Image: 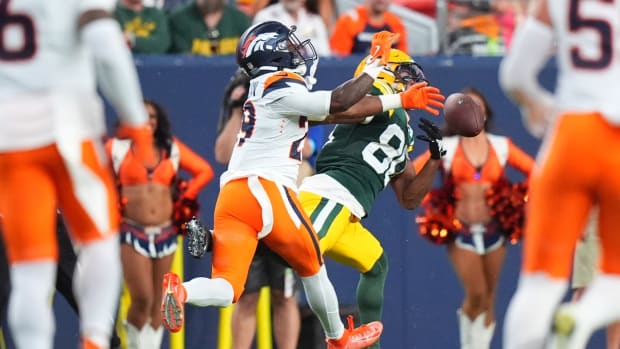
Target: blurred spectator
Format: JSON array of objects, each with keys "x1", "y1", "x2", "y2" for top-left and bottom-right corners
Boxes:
[
  {"x1": 446, "y1": 0, "x2": 504, "y2": 55},
  {"x1": 391, "y1": 0, "x2": 436, "y2": 18},
  {"x1": 253, "y1": 0, "x2": 331, "y2": 56},
  {"x1": 317, "y1": 0, "x2": 336, "y2": 34},
  {"x1": 329, "y1": 0, "x2": 407, "y2": 56},
  {"x1": 115, "y1": 0, "x2": 171, "y2": 54},
  {"x1": 493, "y1": 0, "x2": 526, "y2": 48},
  {"x1": 143, "y1": 0, "x2": 193, "y2": 11},
  {"x1": 169, "y1": 0, "x2": 251, "y2": 55},
  {"x1": 143, "y1": 0, "x2": 166, "y2": 7}
]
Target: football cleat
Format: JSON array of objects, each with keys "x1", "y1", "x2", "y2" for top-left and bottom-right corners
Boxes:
[
  {"x1": 185, "y1": 216, "x2": 211, "y2": 259},
  {"x1": 161, "y1": 272, "x2": 187, "y2": 333},
  {"x1": 549, "y1": 303, "x2": 589, "y2": 349},
  {"x1": 326, "y1": 315, "x2": 383, "y2": 349}
]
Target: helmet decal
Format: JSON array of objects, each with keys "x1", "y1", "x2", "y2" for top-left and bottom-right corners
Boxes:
[
  {"x1": 242, "y1": 32, "x2": 279, "y2": 58},
  {"x1": 236, "y1": 21, "x2": 318, "y2": 78}
]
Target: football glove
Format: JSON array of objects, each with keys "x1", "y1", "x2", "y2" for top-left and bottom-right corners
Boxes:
[
  {"x1": 400, "y1": 82, "x2": 445, "y2": 115},
  {"x1": 116, "y1": 124, "x2": 157, "y2": 166},
  {"x1": 368, "y1": 31, "x2": 400, "y2": 65},
  {"x1": 416, "y1": 117, "x2": 446, "y2": 159},
  {"x1": 185, "y1": 216, "x2": 212, "y2": 259}
]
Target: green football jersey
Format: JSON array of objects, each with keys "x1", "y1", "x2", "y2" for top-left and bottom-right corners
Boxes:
[{"x1": 315, "y1": 83, "x2": 414, "y2": 216}]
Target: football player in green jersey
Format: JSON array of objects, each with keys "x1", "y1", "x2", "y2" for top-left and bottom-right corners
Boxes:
[{"x1": 298, "y1": 49, "x2": 445, "y2": 349}]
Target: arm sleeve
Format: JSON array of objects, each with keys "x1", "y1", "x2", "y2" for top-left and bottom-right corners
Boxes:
[
  {"x1": 499, "y1": 17, "x2": 554, "y2": 97},
  {"x1": 176, "y1": 139, "x2": 215, "y2": 199},
  {"x1": 269, "y1": 90, "x2": 332, "y2": 121},
  {"x1": 507, "y1": 140, "x2": 535, "y2": 176},
  {"x1": 80, "y1": 18, "x2": 148, "y2": 127}
]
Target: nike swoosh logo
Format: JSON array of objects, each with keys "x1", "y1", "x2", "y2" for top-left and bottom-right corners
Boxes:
[{"x1": 371, "y1": 45, "x2": 381, "y2": 57}]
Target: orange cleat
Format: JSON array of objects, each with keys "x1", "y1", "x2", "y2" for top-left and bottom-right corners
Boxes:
[
  {"x1": 161, "y1": 272, "x2": 187, "y2": 333},
  {"x1": 326, "y1": 315, "x2": 384, "y2": 349}
]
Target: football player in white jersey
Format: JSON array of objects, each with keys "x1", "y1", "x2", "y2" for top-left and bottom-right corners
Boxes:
[
  {"x1": 160, "y1": 23, "x2": 445, "y2": 349},
  {"x1": 0, "y1": 0, "x2": 155, "y2": 348},
  {"x1": 500, "y1": 0, "x2": 620, "y2": 348}
]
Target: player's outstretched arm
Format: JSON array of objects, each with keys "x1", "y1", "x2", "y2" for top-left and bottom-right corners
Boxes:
[
  {"x1": 327, "y1": 31, "x2": 399, "y2": 114},
  {"x1": 321, "y1": 81, "x2": 445, "y2": 124},
  {"x1": 390, "y1": 118, "x2": 444, "y2": 209},
  {"x1": 499, "y1": 0, "x2": 554, "y2": 138},
  {"x1": 78, "y1": 6, "x2": 155, "y2": 164}
]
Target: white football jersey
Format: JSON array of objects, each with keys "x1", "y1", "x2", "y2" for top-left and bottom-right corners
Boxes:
[
  {"x1": 549, "y1": 0, "x2": 620, "y2": 124},
  {"x1": 221, "y1": 71, "x2": 330, "y2": 190},
  {"x1": 0, "y1": 0, "x2": 115, "y2": 151}
]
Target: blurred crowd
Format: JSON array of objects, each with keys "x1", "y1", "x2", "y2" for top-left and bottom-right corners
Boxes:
[{"x1": 115, "y1": 0, "x2": 529, "y2": 56}]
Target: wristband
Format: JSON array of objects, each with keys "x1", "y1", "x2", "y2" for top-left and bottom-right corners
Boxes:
[{"x1": 378, "y1": 94, "x2": 402, "y2": 112}]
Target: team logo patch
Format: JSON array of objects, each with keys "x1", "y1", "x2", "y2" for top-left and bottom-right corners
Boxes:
[{"x1": 242, "y1": 32, "x2": 278, "y2": 58}]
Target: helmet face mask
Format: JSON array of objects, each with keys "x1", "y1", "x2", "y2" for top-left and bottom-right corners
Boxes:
[
  {"x1": 236, "y1": 21, "x2": 317, "y2": 78},
  {"x1": 393, "y1": 61, "x2": 427, "y2": 90},
  {"x1": 353, "y1": 49, "x2": 427, "y2": 93}
]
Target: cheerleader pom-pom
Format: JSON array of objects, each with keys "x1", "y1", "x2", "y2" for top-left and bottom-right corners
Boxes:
[{"x1": 486, "y1": 179, "x2": 529, "y2": 244}]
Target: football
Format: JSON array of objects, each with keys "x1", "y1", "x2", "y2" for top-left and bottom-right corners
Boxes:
[{"x1": 443, "y1": 93, "x2": 485, "y2": 137}]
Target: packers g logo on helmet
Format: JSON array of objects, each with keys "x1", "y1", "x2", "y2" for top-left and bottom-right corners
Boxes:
[{"x1": 354, "y1": 49, "x2": 427, "y2": 93}]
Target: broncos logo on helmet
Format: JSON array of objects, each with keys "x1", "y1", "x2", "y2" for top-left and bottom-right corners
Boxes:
[{"x1": 236, "y1": 21, "x2": 318, "y2": 79}]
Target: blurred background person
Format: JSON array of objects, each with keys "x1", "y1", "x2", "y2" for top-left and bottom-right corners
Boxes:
[
  {"x1": 253, "y1": 0, "x2": 331, "y2": 57},
  {"x1": 106, "y1": 99, "x2": 214, "y2": 349},
  {"x1": 169, "y1": 0, "x2": 251, "y2": 55},
  {"x1": 492, "y1": 0, "x2": 527, "y2": 49},
  {"x1": 214, "y1": 69, "x2": 308, "y2": 349},
  {"x1": 114, "y1": 0, "x2": 171, "y2": 54},
  {"x1": 414, "y1": 87, "x2": 534, "y2": 349},
  {"x1": 445, "y1": 0, "x2": 503, "y2": 56},
  {"x1": 329, "y1": 0, "x2": 407, "y2": 56}
]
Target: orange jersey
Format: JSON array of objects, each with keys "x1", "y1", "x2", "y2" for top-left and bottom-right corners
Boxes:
[
  {"x1": 329, "y1": 6, "x2": 407, "y2": 56},
  {"x1": 106, "y1": 137, "x2": 214, "y2": 199},
  {"x1": 413, "y1": 135, "x2": 534, "y2": 185}
]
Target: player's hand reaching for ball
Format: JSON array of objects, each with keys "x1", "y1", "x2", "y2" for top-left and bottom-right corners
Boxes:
[
  {"x1": 416, "y1": 118, "x2": 446, "y2": 159},
  {"x1": 400, "y1": 82, "x2": 445, "y2": 115},
  {"x1": 368, "y1": 31, "x2": 400, "y2": 65}
]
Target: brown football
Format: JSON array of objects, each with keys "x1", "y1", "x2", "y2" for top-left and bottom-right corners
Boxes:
[{"x1": 443, "y1": 93, "x2": 484, "y2": 137}]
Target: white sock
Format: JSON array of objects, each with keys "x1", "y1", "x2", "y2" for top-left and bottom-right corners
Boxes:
[
  {"x1": 148, "y1": 325, "x2": 164, "y2": 348},
  {"x1": 503, "y1": 272, "x2": 568, "y2": 349},
  {"x1": 74, "y1": 236, "x2": 122, "y2": 347},
  {"x1": 471, "y1": 312, "x2": 495, "y2": 349},
  {"x1": 125, "y1": 322, "x2": 149, "y2": 349},
  {"x1": 184, "y1": 277, "x2": 233, "y2": 307},
  {"x1": 457, "y1": 308, "x2": 472, "y2": 349},
  {"x1": 566, "y1": 273, "x2": 620, "y2": 346},
  {"x1": 300, "y1": 265, "x2": 345, "y2": 339},
  {"x1": 8, "y1": 261, "x2": 56, "y2": 349}
]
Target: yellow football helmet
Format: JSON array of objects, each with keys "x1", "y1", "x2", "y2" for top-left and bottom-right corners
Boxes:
[{"x1": 354, "y1": 49, "x2": 427, "y2": 93}]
